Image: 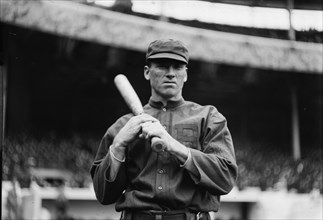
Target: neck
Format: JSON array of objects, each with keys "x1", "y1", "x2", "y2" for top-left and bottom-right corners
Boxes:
[{"x1": 150, "y1": 95, "x2": 183, "y2": 106}]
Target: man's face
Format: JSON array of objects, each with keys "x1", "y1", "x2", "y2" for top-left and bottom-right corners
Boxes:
[{"x1": 144, "y1": 59, "x2": 187, "y2": 101}]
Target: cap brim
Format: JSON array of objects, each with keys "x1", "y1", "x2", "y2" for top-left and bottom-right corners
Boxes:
[{"x1": 147, "y1": 53, "x2": 187, "y2": 64}]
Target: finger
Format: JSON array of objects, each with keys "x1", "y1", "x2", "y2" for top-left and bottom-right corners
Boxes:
[
  {"x1": 139, "y1": 129, "x2": 150, "y2": 140},
  {"x1": 141, "y1": 121, "x2": 153, "y2": 128},
  {"x1": 127, "y1": 116, "x2": 152, "y2": 130},
  {"x1": 137, "y1": 114, "x2": 158, "y2": 123}
]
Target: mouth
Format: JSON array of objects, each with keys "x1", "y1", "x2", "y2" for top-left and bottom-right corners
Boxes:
[{"x1": 163, "y1": 81, "x2": 177, "y2": 85}]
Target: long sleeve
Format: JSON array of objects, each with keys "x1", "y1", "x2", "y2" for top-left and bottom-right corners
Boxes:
[
  {"x1": 90, "y1": 118, "x2": 130, "y2": 205},
  {"x1": 182, "y1": 109, "x2": 238, "y2": 195}
]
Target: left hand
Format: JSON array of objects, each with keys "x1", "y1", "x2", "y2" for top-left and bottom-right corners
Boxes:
[
  {"x1": 140, "y1": 120, "x2": 173, "y2": 151},
  {"x1": 140, "y1": 120, "x2": 189, "y2": 162}
]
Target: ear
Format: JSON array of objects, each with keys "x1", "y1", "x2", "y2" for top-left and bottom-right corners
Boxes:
[
  {"x1": 183, "y1": 67, "x2": 188, "y2": 82},
  {"x1": 144, "y1": 66, "x2": 150, "y2": 80}
]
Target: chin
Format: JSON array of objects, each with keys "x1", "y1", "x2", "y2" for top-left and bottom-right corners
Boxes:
[
  {"x1": 156, "y1": 88, "x2": 180, "y2": 99},
  {"x1": 161, "y1": 92, "x2": 178, "y2": 100}
]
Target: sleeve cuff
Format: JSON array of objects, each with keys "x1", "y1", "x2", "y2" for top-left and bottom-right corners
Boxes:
[
  {"x1": 109, "y1": 147, "x2": 125, "y2": 163},
  {"x1": 180, "y1": 148, "x2": 192, "y2": 168}
]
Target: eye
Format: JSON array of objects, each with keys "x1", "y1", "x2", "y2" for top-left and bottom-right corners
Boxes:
[
  {"x1": 156, "y1": 64, "x2": 168, "y2": 69},
  {"x1": 174, "y1": 65, "x2": 185, "y2": 70}
]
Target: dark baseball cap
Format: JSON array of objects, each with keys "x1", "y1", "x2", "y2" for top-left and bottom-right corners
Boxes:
[{"x1": 146, "y1": 39, "x2": 189, "y2": 64}]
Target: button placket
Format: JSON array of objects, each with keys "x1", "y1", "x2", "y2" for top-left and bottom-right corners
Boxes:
[
  {"x1": 156, "y1": 154, "x2": 166, "y2": 195},
  {"x1": 155, "y1": 106, "x2": 169, "y2": 195},
  {"x1": 161, "y1": 106, "x2": 168, "y2": 131}
]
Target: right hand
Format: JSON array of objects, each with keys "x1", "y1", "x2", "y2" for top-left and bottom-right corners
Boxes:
[{"x1": 112, "y1": 113, "x2": 158, "y2": 150}]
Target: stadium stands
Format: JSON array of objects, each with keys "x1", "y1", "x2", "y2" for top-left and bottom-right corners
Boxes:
[{"x1": 3, "y1": 133, "x2": 322, "y2": 194}]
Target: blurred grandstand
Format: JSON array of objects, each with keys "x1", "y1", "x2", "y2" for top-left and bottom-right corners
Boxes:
[
  {"x1": 2, "y1": 132, "x2": 322, "y2": 194},
  {"x1": 1, "y1": 0, "x2": 322, "y2": 219}
]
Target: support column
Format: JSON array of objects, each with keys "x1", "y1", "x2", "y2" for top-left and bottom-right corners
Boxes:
[
  {"x1": 287, "y1": 0, "x2": 301, "y2": 160},
  {"x1": 291, "y1": 84, "x2": 301, "y2": 160},
  {"x1": 0, "y1": 65, "x2": 7, "y2": 150},
  {"x1": 287, "y1": 0, "x2": 296, "y2": 41}
]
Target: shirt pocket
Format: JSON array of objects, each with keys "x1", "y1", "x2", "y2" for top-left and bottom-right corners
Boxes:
[{"x1": 174, "y1": 124, "x2": 200, "y2": 150}]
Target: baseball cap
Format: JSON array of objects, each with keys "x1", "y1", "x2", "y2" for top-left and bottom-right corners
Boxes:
[{"x1": 146, "y1": 39, "x2": 189, "y2": 64}]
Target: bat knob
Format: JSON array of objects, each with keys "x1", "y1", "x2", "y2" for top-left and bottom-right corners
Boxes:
[{"x1": 151, "y1": 137, "x2": 166, "y2": 153}]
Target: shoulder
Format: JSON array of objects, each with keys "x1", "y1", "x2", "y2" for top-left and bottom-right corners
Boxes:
[
  {"x1": 105, "y1": 113, "x2": 133, "y2": 137},
  {"x1": 183, "y1": 101, "x2": 226, "y2": 122}
]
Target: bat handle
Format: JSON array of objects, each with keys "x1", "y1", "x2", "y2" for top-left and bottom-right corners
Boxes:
[{"x1": 151, "y1": 137, "x2": 166, "y2": 153}]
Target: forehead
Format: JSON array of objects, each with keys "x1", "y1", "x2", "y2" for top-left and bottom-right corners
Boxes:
[{"x1": 149, "y1": 58, "x2": 187, "y2": 66}]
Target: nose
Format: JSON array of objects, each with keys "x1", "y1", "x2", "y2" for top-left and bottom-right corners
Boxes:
[{"x1": 166, "y1": 66, "x2": 176, "y2": 78}]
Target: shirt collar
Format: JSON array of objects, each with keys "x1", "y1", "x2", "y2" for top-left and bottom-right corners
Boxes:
[{"x1": 148, "y1": 97, "x2": 185, "y2": 109}]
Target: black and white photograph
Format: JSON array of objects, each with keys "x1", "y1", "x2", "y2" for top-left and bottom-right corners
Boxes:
[{"x1": 1, "y1": 0, "x2": 322, "y2": 219}]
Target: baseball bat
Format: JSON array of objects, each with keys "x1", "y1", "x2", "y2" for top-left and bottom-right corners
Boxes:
[{"x1": 114, "y1": 74, "x2": 166, "y2": 152}]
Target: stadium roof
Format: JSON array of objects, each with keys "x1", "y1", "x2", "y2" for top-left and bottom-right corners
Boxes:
[
  {"x1": 203, "y1": 0, "x2": 323, "y2": 10},
  {"x1": 1, "y1": 0, "x2": 322, "y2": 73}
]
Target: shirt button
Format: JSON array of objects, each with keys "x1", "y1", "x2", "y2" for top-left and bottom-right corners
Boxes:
[
  {"x1": 158, "y1": 186, "x2": 163, "y2": 190},
  {"x1": 158, "y1": 169, "x2": 164, "y2": 174},
  {"x1": 162, "y1": 108, "x2": 166, "y2": 112}
]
